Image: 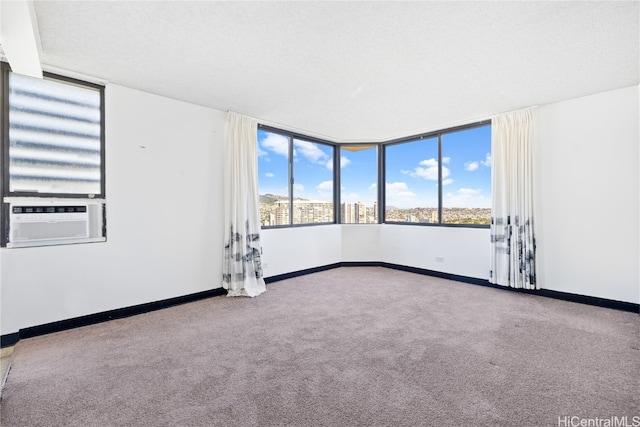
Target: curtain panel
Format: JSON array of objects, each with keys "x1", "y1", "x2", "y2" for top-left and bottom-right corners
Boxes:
[
  {"x1": 222, "y1": 112, "x2": 266, "y2": 297},
  {"x1": 490, "y1": 109, "x2": 537, "y2": 289}
]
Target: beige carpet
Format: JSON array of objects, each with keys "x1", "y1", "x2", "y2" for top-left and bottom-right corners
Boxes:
[{"x1": 1, "y1": 267, "x2": 638, "y2": 426}]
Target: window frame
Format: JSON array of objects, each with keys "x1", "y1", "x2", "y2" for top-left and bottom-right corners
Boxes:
[
  {"x1": 381, "y1": 120, "x2": 492, "y2": 228},
  {"x1": 258, "y1": 120, "x2": 490, "y2": 229},
  {"x1": 258, "y1": 124, "x2": 338, "y2": 228},
  {"x1": 1, "y1": 62, "x2": 106, "y2": 200}
]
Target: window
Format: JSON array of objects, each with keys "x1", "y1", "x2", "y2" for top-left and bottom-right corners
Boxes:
[
  {"x1": 257, "y1": 127, "x2": 335, "y2": 226},
  {"x1": 339, "y1": 145, "x2": 378, "y2": 224},
  {"x1": 257, "y1": 129, "x2": 289, "y2": 226},
  {"x1": 385, "y1": 137, "x2": 439, "y2": 223},
  {"x1": 383, "y1": 122, "x2": 491, "y2": 226},
  {"x1": 4, "y1": 67, "x2": 104, "y2": 197},
  {"x1": 441, "y1": 125, "x2": 491, "y2": 224},
  {"x1": 2, "y1": 63, "x2": 106, "y2": 247},
  {"x1": 258, "y1": 122, "x2": 490, "y2": 229}
]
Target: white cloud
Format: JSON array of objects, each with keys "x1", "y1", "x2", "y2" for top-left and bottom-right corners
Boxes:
[
  {"x1": 258, "y1": 147, "x2": 268, "y2": 158},
  {"x1": 261, "y1": 133, "x2": 289, "y2": 157},
  {"x1": 294, "y1": 140, "x2": 327, "y2": 163},
  {"x1": 386, "y1": 182, "x2": 416, "y2": 198},
  {"x1": 464, "y1": 161, "x2": 479, "y2": 172},
  {"x1": 482, "y1": 153, "x2": 491, "y2": 167},
  {"x1": 294, "y1": 183, "x2": 304, "y2": 192},
  {"x1": 443, "y1": 178, "x2": 454, "y2": 186},
  {"x1": 404, "y1": 158, "x2": 450, "y2": 181},
  {"x1": 368, "y1": 183, "x2": 377, "y2": 191},
  {"x1": 264, "y1": 172, "x2": 274, "y2": 178},
  {"x1": 420, "y1": 158, "x2": 438, "y2": 168},
  {"x1": 342, "y1": 192, "x2": 360, "y2": 202},
  {"x1": 458, "y1": 188, "x2": 481, "y2": 196},
  {"x1": 325, "y1": 155, "x2": 351, "y2": 171},
  {"x1": 316, "y1": 180, "x2": 333, "y2": 192},
  {"x1": 443, "y1": 187, "x2": 489, "y2": 208}
]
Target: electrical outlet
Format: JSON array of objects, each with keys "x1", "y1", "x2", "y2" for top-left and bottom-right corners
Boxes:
[{"x1": 435, "y1": 257, "x2": 445, "y2": 263}]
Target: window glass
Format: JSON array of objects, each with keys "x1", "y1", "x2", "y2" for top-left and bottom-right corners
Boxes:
[
  {"x1": 340, "y1": 145, "x2": 377, "y2": 224},
  {"x1": 257, "y1": 129, "x2": 290, "y2": 226},
  {"x1": 258, "y1": 130, "x2": 335, "y2": 226},
  {"x1": 8, "y1": 72, "x2": 102, "y2": 195},
  {"x1": 384, "y1": 137, "x2": 439, "y2": 223},
  {"x1": 292, "y1": 139, "x2": 334, "y2": 224},
  {"x1": 441, "y1": 126, "x2": 491, "y2": 224}
]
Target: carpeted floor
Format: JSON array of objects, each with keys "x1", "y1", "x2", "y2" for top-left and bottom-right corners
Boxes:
[{"x1": 1, "y1": 267, "x2": 638, "y2": 426}]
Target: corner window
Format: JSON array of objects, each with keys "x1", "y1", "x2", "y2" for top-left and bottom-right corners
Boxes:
[{"x1": 257, "y1": 122, "x2": 490, "y2": 229}]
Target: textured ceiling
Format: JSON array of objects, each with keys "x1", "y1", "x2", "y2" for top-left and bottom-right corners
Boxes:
[{"x1": 33, "y1": 1, "x2": 639, "y2": 142}]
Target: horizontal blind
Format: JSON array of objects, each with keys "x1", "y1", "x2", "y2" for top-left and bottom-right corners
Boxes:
[{"x1": 8, "y1": 72, "x2": 102, "y2": 195}]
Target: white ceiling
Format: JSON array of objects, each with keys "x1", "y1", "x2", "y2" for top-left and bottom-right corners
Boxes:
[{"x1": 32, "y1": 1, "x2": 639, "y2": 142}]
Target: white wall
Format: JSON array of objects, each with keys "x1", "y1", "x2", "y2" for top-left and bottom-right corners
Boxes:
[
  {"x1": 534, "y1": 85, "x2": 639, "y2": 304},
  {"x1": 261, "y1": 225, "x2": 341, "y2": 277},
  {"x1": 0, "y1": 84, "x2": 226, "y2": 335},
  {"x1": 342, "y1": 225, "x2": 381, "y2": 262},
  {"x1": 262, "y1": 224, "x2": 489, "y2": 281},
  {"x1": 380, "y1": 225, "x2": 491, "y2": 279}
]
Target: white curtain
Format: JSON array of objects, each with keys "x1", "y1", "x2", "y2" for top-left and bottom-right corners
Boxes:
[
  {"x1": 490, "y1": 109, "x2": 537, "y2": 289},
  {"x1": 222, "y1": 112, "x2": 266, "y2": 297}
]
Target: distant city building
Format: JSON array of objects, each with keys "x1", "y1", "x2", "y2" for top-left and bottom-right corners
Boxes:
[
  {"x1": 341, "y1": 202, "x2": 353, "y2": 223},
  {"x1": 269, "y1": 200, "x2": 333, "y2": 226},
  {"x1": 373, "y1": 201, "x2": 378, "y2": 223},
  {"x1": 275, "y1": 201, "x2": 289, "y2": 225},
  {"x1": 260, "y1": 197, "x2": 489, "y2": 226},
  {"x1": 356, "y1": 202, "x2": 366, "y2": 223},
  {"x1": 341, "y1": 202, "x2": 372, "y2": 224}
]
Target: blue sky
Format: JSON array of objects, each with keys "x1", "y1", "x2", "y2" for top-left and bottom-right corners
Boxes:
[
  {"x1": 257, "y1": 130, "x2": 334, "y2": 202},
  {"x1": 258, "y1": 125, "x2": 491, "y2": 208},
  {"x1": 385, "y1": 126, "x2": 492, "y2": 209}
]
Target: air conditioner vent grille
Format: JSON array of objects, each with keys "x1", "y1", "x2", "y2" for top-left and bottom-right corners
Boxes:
[{"x1": 13, "y1": 220, "x2": 88, "y2": 241}]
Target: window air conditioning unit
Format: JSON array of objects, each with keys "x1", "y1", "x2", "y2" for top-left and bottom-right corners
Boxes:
[{"x1": 6, "y1": 198, "x2": 106, "y2": 248}]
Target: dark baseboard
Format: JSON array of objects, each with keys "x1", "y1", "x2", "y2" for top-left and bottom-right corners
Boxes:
[
  {"x1": 1, "y1": 287, "x2": 227, "y2": 348},
  {"x1": 376, "y1": 262, "x2": 639, "y2": 314},
  {"x1": 288, "y1": 261, "x2": 640, "y2": 314},
  {"x1": 264, "y1": 263, "x2": 342, "y2": 284},
  {"x1": 1, "y1": 333, "x2": 19, "y2": 348},
  {"x1": 3, "y1": 262, "x2": 637, "y2": 348},
  {"x1": 532, "y1": 288, "x2": 639, "y2": 313},
  {"x1": 376, "y1": 262, "x2": 491, "y2": 287}
]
